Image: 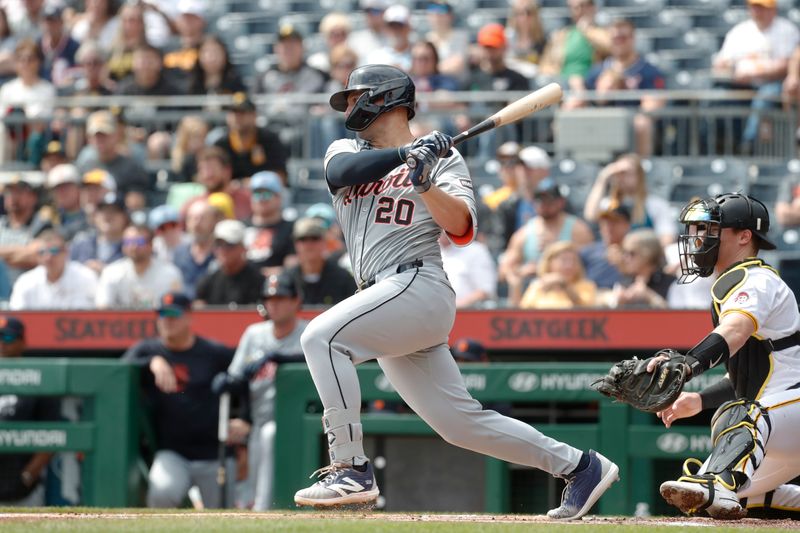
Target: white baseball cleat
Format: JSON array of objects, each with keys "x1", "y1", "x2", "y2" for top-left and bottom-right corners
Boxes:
[
  {"x1": 294, "y1": 462, "x2": 379, "y2": 508},
  {"x1": 660, "y1": 474, "x2": 746, "y2": 520}
]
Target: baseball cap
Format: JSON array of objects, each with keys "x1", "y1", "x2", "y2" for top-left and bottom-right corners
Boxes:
[
  {"x1": 214, "y1": 219, "x2": 246, "y2": 245},
  {"x1": 534, "y1": 177, "x2": 562, "y2": 198},
  {"x1": 5, "y1": 174, "x2": 39, "y2": 191},
  {"x1": 97, "y1": 191, "x2": 126, "y2": 211},
  {"x1": 86, "y1": 110, "x2": 116, "y2": 136},
  {"x1": 428, "y1": 0, "x2": 452, "y2": 13},
  {"x1": 82, "y1": 168, "x2": 117, "y2": 191},
  {"x1": 305, "y1": 203, "x2": 336, "y2": 229},
  {"x1": 47, "y1": 164, "x2": 80, "y2": 188},
  {"x1": 0, "y1": 316, "x2": 25, "y2": 343},
  {"x1": 177, "y1": 0, "x2": 206, "y2": 17},
  {"x1": 293, "y1": 217, "x2": 327, "y2": 240},
  {"x1": 207, "y1": 192, "x2": 235, "y2": 219},
  {"x1": 43, "y1": 140, "x2": 66, "y2": 158},
  {"x1": 384, "y1": 4, "x2": 410, "y2": 25},
  {"x1": 262, "y1": 272, "x2": 300, "y2": 299},
  {"x1": 496, "y1": 141, "x2": 520, "y2": 160},
  {"x1": 277, "y1": 23, "x2": 303, "y2": 41},
  {"x1": 156, "y1": 292, "x2": 192, "y2": 317},
  {"x1": 451, "y1": 338, "x2": 486, "y2": 362},
  {"x1": 598, "y1": 198, "x2": 632, "y2": 222},
  {"x1": 360, "y1": 0, "x2": 389, "y2": 9},
  {"x1": 148, "y1": 205, "x2": 180, "y2": 231},
  {"x1": 477, "y1": 23, "x2": 506, "y2": 48},
  {"x1": 747, "y1": 0, "x2": 776, "y2": 7},
  {"x1": 519, "y1": 146, "x2": 551, "y2": 169},
  {"x1": 43, "y1": 1, "x2": 64, "y2": 19},
  {"x1": 250, "y1": 171, "x2": 283, "y2": 194},
  {"x1": 226, "y1": 91, "x2": 256, "y2": 113}
]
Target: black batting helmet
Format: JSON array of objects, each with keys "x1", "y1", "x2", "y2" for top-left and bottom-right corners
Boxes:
[
  {"x1": 329, "y1": 64, "x2": 416, "y2": 131},
  {"x1": 677, "y1": 193, "x2": 775, "y2": 283}
]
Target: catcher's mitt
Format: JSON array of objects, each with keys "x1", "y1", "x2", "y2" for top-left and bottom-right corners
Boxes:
[{"x1": 592, "y1": 349, "x2": 688, "y2": 413}]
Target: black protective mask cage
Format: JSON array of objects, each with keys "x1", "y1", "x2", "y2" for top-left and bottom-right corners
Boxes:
[
  {"x1": 677, "y1": 198, "x2": 722, "y2": 284},
  {"x1": 345, "y1": 78, "x2": 415, "y2": 131}
]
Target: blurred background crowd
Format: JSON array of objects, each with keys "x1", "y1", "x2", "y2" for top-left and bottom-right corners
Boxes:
[{"x1": 0, "y1": 0, "x2": 798, "y2": 314}]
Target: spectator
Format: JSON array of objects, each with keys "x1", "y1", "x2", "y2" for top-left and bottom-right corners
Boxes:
[
  {"x1": 0, "y1": 8, "x2": 19, "y2": 85},
  {"x1": 96, "y1": 224, "x2": 183, "y2": 309},
  {"x1": 115, "y1": 43, "x2": 181, "y2": 96},
  {"x1": 106, "y1": 2, "x2": 146, "y2": 81},
  {"x1": 149, "y1": 204, "x2": 186, "y2": 263},
  {"x1": 438, "y1": 231, "x2": 496, "y2": 309},
  {"x1": 583, "y1": 153, "x2": 675, "y2": 246},
  {"x1": 494, "y1": 146, "x2": 551, "y2": 253},
  {"x1": 499, "y1": 177, "x2": 594, "y2": 306},
  {"x1": 304, "y1": 202, "x2": 345, "y2": 264},
  {"x1": 520, "y1": 241, "x2": 597, "y2": 309},
  {"x1": 243, "y1": 171, "x2": 294, "y2": 273},
  {"x1": 187, "y1": 35, "x2": 245, "y2": 97},
  {"x1": 539, "y1": 0, "x2": 610, "y2": 87},
  {"x1": 70, "y1": 0, "x2": 119, "y2": 52},
  {"x1": 783, "y1": 44, "x2": 800, "y2": 113},
  {"x1": 568, "y1": 18, "x2": 665, "y2": 156},
  {"x1": 70, "y1": 190, "x2": 126, "y2": 273},
  {"x1": 0, "y1": 316, "x2": 59, "y2": 506},
  {"x1": 163, "y1": 0, "x2": 207, "y2": 75},
  {"x1": 184, "y1": 146, "x2": 251, "y2": 221},
  {"x1": 76, "y1": 109, "x2": 148, "y2": 207},
  {"x1": 122, "y1": 292, "x2": 235, "y2": 509},
  {"x1": 38, "y1": 2, "x2": 78, "y2": 86},
  {"x1": 311, "y1": 44, "x2": 357, "y2": 157},
  {"x1": 0, "y1": 175, "x2": 46, "y2": 284},
  {"x1": 776, "y1": 173, "x2": 800, "y2": 297},
  {"x1": 450, "y1": 338, "x2": 489, "y2": 364},
  {"x1": 349, "y1": 0, "x2": 388, "y2": 65},
  {"x1": 365, "y1": 4, "x2": 413, "y2": 71},
  {"x1": 39, "y1": 139, "x2": 67, "y2": 173},
  {"x1": 78, "y1": 167, "x2": 117, "y2": 217},
  {"x1": 213, "y1": 272, "x2": 307, "y2": 510},
  {"x1": 579, "y1": 200, "x2": 630, "y2": 290},
  {"x1": 61, "y1": 40, "x2": 114, "y2": 97},
  {"x1": 483, "y1": 141, "x2": 521, "y2": 211},
  {"x1": 195, "y1": 219, "x2": 264, "y2": 308},
  {"x1": 284, "y1": 217, "x2": 355, "y2": 307},
  {"x1": 307, "y1": 12, "x2": 351, "y2": 74},
  {"x1": 606, "y1": 228, "x2": 673, "y2": 308},
  {"x1": 212, "y1": 93, "x2": 288, "y2": 183},
  {"x1": 505, "y1": 0, "x2": 546, "y2": 78},
  {"x1": 255, "y1": 24, "x2": 326, "y2": 97},
  {"x1": 37, "y1": 163, "x2": 89, "y2": 240},
  {"x1": 9, "y1": 228, "x2": 98, "y2": 309},
  {"x1": 172, "y1": 199, "x2": 220, "y2": 300},
  {"x1": 408, "y1": 40, "x2": 461, "y2": 136},
  {"x1": 712, "y1": 0, "x2": 799, "y2": 151},
  {"x1": 170, "y1": 115, "x2": 208, "y2": 181},
  {"x1": 425, "y1": 0, "x2": 468, "y2": 81},
  {"x1": 7, "y1": 0, "x2": 43, "y2": 40}
]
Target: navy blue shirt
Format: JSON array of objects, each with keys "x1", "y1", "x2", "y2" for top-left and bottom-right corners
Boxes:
[
  {"x1": 580, "y1": 242, "x2": 623, "y2": 289},
  {"x1": 69, "y1": 231, "x2": 124, "y2": 266},
  {"x1": 172, "y1": 241, "x2": 215, "y2": 300},
  {"x1": 585, "y1": 57, "x2": 665, "y2": 107}
]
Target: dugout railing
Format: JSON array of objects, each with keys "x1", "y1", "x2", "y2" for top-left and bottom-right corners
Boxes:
[
  {"x1": 0, "y1": 358, "x2": 139, "y2": 506},
  {"x1": 274, "y1": 362, "x2": 724, "y2": 515}
]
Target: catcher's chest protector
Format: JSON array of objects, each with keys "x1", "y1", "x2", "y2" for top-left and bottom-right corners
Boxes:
[{"x1": 711, "y1": 259, "x2": 777, "y2": 400}]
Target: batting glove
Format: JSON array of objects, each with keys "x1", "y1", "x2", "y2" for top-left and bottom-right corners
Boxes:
[
  {"x1": 406, "y1": 145, "x2": 439, "y2": 194},
  {"x1": 412, "y1": 130, "x2": 453, "y2": 159}
]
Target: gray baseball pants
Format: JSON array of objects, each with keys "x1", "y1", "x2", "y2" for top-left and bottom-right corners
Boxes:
[{"x1": 300, "y1": 263, "x2": 581, "y2": 477}]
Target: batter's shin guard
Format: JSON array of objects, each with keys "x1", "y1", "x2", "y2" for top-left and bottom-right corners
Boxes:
[
  {"x1": 322, "y1": 407, "x2": 365, "y2": 464},
  {"x1": 702, "y1": 399, "x2": 771, "y2": 490}
]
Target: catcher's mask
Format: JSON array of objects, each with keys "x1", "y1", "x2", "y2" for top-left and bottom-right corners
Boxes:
[
  {"x1": 678, "y1": 193, "x2": 776, "y2": 284},
  {"x1": 329, "y1": 64, "x2": 416, "y2": 131}
]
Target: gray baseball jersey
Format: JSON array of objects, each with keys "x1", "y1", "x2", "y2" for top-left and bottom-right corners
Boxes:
[
  {"x1": 324, "y1": 139, "x2": 478, "y2": 287},
  {"x1": 228, "y1": 319, "x2": 308, "y2": 427}
]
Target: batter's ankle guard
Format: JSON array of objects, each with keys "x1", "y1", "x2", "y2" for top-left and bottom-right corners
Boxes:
[{"x1": 322, "y1": 407, "x2": 365, "y2": 463}]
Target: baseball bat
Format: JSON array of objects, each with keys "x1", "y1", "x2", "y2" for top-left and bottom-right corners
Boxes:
[
  {"x1": 452, "y1": 83, "x2": 563, "y2": 145},
  {"x1": 217, "y1": 391, "x2": 230, "y2": 508}
]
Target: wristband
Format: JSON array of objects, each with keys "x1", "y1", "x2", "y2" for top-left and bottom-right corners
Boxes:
[{"x1": 685, "y1": 332, "x2": 730, "y2": 377}]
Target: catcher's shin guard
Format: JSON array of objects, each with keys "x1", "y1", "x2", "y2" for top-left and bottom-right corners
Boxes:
[{"x1": 704, "y1": 399, "x2": 771, "y2": 489}]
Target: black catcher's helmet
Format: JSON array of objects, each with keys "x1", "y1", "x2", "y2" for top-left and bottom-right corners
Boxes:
[
  {"x1": 677, "y1": 193, "x2": 775, "y2": 283},
  {"x1": 329, "y1": 64, "x2": 416, "y2": 131}
]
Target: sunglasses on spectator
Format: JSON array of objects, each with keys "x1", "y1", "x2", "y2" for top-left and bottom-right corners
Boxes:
[
  {"x1": 214, "y1": 240, "x2": 239, "y2": 249},
  {"x1": 123, "y1": 236, "x2": 149, "y2": 247},
  {"x1": 366, "y1": 8, "x2": 384, "y2": 15},
  {"x1": 252, "y1": 190, "x2": 276, "y2": 201},
  {"x1": 157, "y1": 221, "x2": 180, "y2": 232},
  {"x1": 37, "y1": 246, "x2": 64, "y2": 256},
  {"x1": 296, "y1": 236, "x2": 323, "y2": 242},
  {"x1": 0, "y1": 333, "x2": 19, "y2": 343},
  {"x1": 157, "y1": 308, "x2": 185, "y2": 318}
]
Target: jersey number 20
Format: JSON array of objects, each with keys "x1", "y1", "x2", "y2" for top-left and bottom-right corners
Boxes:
[{"x1": 375, "y1": 197, "x2": 414, "y2": 226}]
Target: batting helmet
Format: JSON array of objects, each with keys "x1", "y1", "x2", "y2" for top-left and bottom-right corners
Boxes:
[
  {"x1": 677, "y1": 193, "x2": 775, "y2": 283},
  {"x1": 329, "y1": 64, "x2": 416, "y2": 131}
]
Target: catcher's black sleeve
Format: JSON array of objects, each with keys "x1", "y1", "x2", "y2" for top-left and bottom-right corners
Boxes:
[
  {"x1": 326, "y1": 148, "x2": 408, "y2": 188},
  {"x1": 699, "y1": 376, "x2": 736, "y2": 410}
]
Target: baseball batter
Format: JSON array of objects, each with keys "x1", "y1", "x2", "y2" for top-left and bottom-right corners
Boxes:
[
  {"x1": 292, "y1": 64, "x2": 618, "y2": 519},
  {"x1": 654, "y1": 193, "x2": 800, "y2": 519}
]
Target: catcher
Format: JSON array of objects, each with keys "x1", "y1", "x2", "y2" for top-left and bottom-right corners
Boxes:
[{"x1": 595, "y1": 193, "x2": 800, "y2": 519}]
